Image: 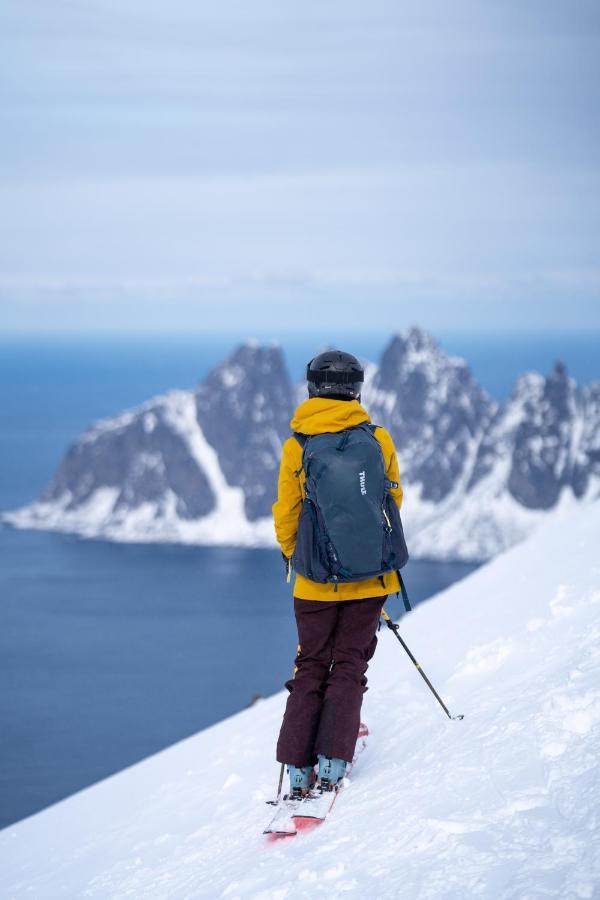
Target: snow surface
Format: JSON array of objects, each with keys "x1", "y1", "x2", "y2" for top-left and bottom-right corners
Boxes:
[{"x1": 1, "y1": 503, "x2": 599, "y2": 899}]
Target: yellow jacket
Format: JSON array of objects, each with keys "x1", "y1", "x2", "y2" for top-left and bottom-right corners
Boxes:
[{"x1": 272, "y1": 397, "x2": 404, "y2": 601}]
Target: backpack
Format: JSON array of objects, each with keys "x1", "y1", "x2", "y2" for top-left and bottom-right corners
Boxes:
[{"x1": 291, "y1": 423, "x2": 409, "y2": 591}]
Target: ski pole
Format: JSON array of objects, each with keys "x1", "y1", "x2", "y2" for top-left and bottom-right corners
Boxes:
[
  {"x1": 380, "y1": 609, "x2": 464, "y2": 721},
  {"x1": 267, "y1": 559, "x2": 298, "y2": 804},
  {"x1": 266, "y1": 762, "x2": 285, "y2": 807},
  {"x1": 267, "y1": 644, "x2": 302, "y2": 806}
]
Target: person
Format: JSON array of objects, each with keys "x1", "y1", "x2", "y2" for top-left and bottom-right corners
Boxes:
[{"x1": 272, "y1": 349, "x2": 404, "y2": 796}]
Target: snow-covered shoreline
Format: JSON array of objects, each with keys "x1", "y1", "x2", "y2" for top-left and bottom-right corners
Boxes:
[
  {"x1": 2, "y1": 501, "x2": 599, "y2": 898},
  {"x1": 1, "y1": 490, "x2": 277, "y2": 550},
  {"x1": 3, "y1": 477, "x2": 592, "y2": 564}
]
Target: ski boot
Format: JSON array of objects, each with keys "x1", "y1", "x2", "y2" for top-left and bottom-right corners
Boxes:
[
  {"x1": 287, "y1": 765, "x2": 315, "y2": 798},
  {"x1": 317, "y1": 755, "x2": 347, "y2": 792}
]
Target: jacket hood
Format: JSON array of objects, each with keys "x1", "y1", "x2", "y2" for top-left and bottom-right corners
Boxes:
[{"x1": 290, "y1": 398, "x2": 371, "y2": 435}]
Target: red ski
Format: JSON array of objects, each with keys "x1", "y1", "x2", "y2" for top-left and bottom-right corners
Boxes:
[{"x1": 264, "y1": 723, "x2": 368, "y2": 839}]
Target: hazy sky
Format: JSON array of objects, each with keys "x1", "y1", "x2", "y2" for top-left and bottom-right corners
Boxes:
[{"x1": 1, "y1": 0, "x2": 599, "y2": 332}]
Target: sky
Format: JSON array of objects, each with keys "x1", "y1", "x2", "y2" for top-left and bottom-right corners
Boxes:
[{"x1": 1, "y1": 0, "x2": 599, "y2": 333}]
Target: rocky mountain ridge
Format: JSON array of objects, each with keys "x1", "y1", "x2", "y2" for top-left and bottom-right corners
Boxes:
[{"x1": 3, "y1": 328, "x2": 599, "y2": 561}]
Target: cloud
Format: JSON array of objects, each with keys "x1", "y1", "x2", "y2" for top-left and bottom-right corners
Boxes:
[{"x1": 1, "y1": 2, "x2": 599, "y2": 331}]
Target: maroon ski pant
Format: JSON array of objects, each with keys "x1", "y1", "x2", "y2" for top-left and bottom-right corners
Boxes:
[{"x1": 276, "y1": 595, "x2": 386, "y2": 767}]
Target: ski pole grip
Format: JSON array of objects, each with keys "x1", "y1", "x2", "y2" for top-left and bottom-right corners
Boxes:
[{"x1": 381, "y1": 609, "x2": 398, "y2": 630}]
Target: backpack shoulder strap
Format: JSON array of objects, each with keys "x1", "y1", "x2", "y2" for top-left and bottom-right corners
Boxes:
[
  {"x1": 296, "y1": 424, "x2": 377, "y2": 444},
  {"x1": 293, "y1": 431, "x2": 309, "y2": 448}
]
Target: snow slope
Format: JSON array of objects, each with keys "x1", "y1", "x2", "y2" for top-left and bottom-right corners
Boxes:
[{"x1": 1, "y1": 503, "x2": 599, "y2": 899}]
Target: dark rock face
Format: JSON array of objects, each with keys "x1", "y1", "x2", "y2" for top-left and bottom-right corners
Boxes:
[
  {"x1": 363, "y1": 328, "x2": 496, "y2": 502},
  {"x1": 194, "y1": 343, "x2": 295, "y2": 521},
  {"x1": 43, "y1": 400, "x2": 216, "y2": 519},
  {"x1": 507, "y1": 362, "x2": 579, "y2": 509},
  {"x1": 467, "y1": 372, "x2": 545, "y2": 493},
  {"x1": 466, "y1": 360, "x2": 600, "y2": 511},
  {"x1": 579, "y1": 382, "x2": 600, "y2": 491}
]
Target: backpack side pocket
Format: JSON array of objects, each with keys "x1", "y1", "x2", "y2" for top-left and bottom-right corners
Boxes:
[
  {"x1": 292, "y1": 499, "x2": 331, "y2": 583},
  {"x1": 383, "y1": 492, "x2": 409, "y2": 569}
]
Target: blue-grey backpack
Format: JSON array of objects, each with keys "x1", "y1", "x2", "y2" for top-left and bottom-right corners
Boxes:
[{"x1": 291, "y1": 423, "x2": 409, "y2": 596}]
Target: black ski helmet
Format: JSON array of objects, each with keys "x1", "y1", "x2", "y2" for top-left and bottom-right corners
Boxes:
[{"x1": 306, "y1": 350, "x2": 364, "y2": 400}]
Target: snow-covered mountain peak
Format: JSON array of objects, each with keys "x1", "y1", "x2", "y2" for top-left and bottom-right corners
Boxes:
[
  {"x1": 4, "y1": 341, "x2": 295, "y2": 543},
  {"x1": 372, "y1": 327, "x2": 494, "y2": 416},
  {"x1": 543, "y1": 359, "x2": 578, "y2": 416},
  {"x1": 509, "y1": 369, "x2": 545, "y2": 401},
  {"x1": 391, "y1": 323, "x2": 442, "y2": 353},
  {"x1": 506, "y1": 361, "x2": 586, "y2": 510},
  {"x1": 507, "y1": 361, "x2": 575, "y2": 410},
  {"x1": 364, "y1": 330, "x2": 495, "y2": 503},
  {"x1": 208, "y1": 342, "x2": 287, "y2": 392},
  {"x1": 194, "y1": 343, "x2": 294, "y2": 521},
  {"x1": 378, "y1": 326, "x2": 459, "y2": 385}
]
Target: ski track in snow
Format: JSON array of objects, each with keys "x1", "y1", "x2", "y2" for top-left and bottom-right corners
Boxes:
[{"x1": 1, "y1": 504, "x2": 600, "y2": 899}]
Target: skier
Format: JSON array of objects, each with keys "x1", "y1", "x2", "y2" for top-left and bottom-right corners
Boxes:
[{"x1": 272, "y1": 350, "x2": 405, "y2": 798}]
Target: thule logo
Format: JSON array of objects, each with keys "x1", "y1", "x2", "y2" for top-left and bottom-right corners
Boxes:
[{"x1": 359, "y1": 471, "x2": 367, "y2": 495}]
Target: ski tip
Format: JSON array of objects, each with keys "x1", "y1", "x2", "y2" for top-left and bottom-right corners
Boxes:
[
  {"x1": 264, "y1": 828, "x2": 296, "y2": 836},
  {"x1": 264, "y1": 830, "x2": 297, "y2": 840}
]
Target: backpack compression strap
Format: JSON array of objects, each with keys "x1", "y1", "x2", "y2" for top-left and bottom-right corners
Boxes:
[{"x1": 397, "y1": 571, "x2": 412, "y2": 612}]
